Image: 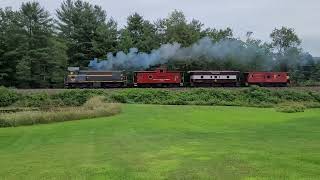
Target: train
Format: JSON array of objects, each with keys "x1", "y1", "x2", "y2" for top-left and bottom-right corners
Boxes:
[{"x1": 64, "y1": 67, "x2": 290, "y2": 88}]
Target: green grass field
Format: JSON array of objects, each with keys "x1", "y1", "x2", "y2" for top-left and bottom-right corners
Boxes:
[{"x1": 1, "y1": 104, "x2": 320, "y2": 179}]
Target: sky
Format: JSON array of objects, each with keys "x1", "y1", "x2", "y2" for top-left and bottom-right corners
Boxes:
[{"x1": 1, "y1": 0, "x2": 319, "y2": 56}]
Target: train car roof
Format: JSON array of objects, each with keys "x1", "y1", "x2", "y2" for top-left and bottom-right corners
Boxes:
[
  {"x1": 134, "y1": 70, "x2": 182, "y2": 73},
  {"x1": 244, "y1": 72, "x2": 288, "y2": 73},
  {"x1": 188, "y1": 71, "x2": 240, "y2": 73},
  {"x1": 79, "y1": 70, "x2": 124, "y2": 72}
]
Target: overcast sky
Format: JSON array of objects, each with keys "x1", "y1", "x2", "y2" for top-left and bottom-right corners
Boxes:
[{"x1": 1, "y1": 0, "x2": 319, "y2": 56}]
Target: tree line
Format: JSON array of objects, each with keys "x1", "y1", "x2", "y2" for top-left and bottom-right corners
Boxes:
[{"x1": 0, "y1": 0, "x2": 319, "y2": 88}]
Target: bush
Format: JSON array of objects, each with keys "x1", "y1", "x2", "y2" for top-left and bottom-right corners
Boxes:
[
  {"x1": 110, "y1": 93, "x2": 128, "y2": 103},
  {"x1": 14, "y1": 93, "x2": 65, "y2": 110},
  {"x1": 273, "y1": 90, "x2": 315, "y2": 102},
  {"x1": 105, "y1": 88, "x2": 320, "y2": 109},
  {"x1": 299, "y1": 80, "x2": 320, "y2": 87},
  {"x1": 0, "y1": 96, "x2": 121, "y2": 127},
  {"x1": 275, "y1": 103, "x2": 306, "y2": 113},
  {"x1": 243, "y1": 86, "x2": 279, "y2": 105},
  {"x1": 52, "y1": 89, "x2": 105, "y2": 106},
  {"x1": 0, "y1": 87, "x2": 19, "y2": 107},
  {"x1": 5, "y1": 88, "x2": 320, "y2": 110},
  {"x1": 309, "y1": 92, "x2": 320, "y2": 102}
]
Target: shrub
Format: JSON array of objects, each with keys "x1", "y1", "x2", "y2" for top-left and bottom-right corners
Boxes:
[
  {"x1": 273, "y1": 90, "x2": 315, "y2": 102},
  {"x1": 14, "y1": 93, "x2": 66, "y2": 110},
  {"x1": 110, "y1": 93, "x2": 128, "y2": 103},
  {"x1": 299, "y1": 80, "x2": 320, "y2": 87},
  {"x1": 52, "y1": 90, "x2": 105, "y2": 106},
  {"x1": 244, "y1": 87, "x2": 279, "y2": 105},
  {"x1": 309, "y1": 92, "x2": 320, "y2": 102},
  {"x1": 6, "y1": 88, "x2": 320, "y2": 110},
  {"x1": 105, "y1": 88, "x2": 319, "y2": 109},
  {"x1": 275, "y1": 102, "x2": 306, "y2": 113},
  {"x1": 0, "y1": 96, "x2": 121, "y2": 127},
  {"x1": 15, "y1": 93, "x2": 49, "y2": 107},
  {"x1": 0, "y1": 87, "x2": 19, "y2": 107}
]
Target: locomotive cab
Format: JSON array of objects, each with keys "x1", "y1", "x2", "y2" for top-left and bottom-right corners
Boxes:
[
  {"x1": 65, "y1": 67, "x2": 80, "y2": 85},
  {"x1": 65, "y1": 67, "x2": 127, "y2": 88}
]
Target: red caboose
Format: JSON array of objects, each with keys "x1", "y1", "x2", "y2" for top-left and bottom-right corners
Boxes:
[
  {"x1": 134, "y1": 68, "x2": 183, "y2": 87},
  {"x1": 244, "y1": 72, "x2": 290, "y2": 87}
]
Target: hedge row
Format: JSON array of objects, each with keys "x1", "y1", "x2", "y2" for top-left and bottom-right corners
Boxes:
[
  {"x1": 110, "y1": 87, "x2": 320, "y2": 108},
  {"x1": 1, "y1": 86, "x2": 320, "y2": 108}
]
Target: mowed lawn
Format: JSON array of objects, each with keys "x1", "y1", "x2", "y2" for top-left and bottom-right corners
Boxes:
[{"x1": 1, "y1": 105, "x2": 320, "y2": 179}]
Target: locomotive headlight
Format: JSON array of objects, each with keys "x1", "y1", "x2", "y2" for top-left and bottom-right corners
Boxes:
[
  {"x1": 287, "y1": 76, "x2": 290, "y2": 79},
  {"x1": 70, "y1": 76, "x2": 76, "y2": 82}
]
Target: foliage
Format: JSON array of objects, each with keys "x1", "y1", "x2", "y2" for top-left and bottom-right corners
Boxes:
[
  {"x1": 0, "y1": 1, "x2": 319, "y2": 88},
  {"x1": 275, "y1": 102, "x2": 306, "y2": 113},
  {"x1": 56, "y1": 0, "x2": 117, "y2": 66},
  {"x1": 119, "y1": 13, "x2": 159, "y2": 53},
  {"x1": 0, "y1": 2, "x2": 67, "y2": 88},
  {"x1": 2, "y1": 88, "x2": 320, "y2": 109},
  {"x1": 51, "y1": 89, "x2": 105, "y2": 106},
  {"x1": 14, "y1": 93, "x2": 64, "y2": 110},
  {"x1": 12, "y1": 89, "x2": 105, "y2": 108},
  {"x1": 156, "y1": 10, "x2": 204, "y2": 47},
  {"x1": 108, "y1": 87, "x2": 320, "y2": 108},
  {"x1": 203, "y1": 27, "x2": 233, "y2": 42},
  {"x1": 0, "y1": 97, "x2": 120, "y2": 127},
  {"x1": 0, "y1": 8, "x2": 22, "y2": 87},
  {"x1": 0, "y1": 86, "x2": 19, "y2": 107},
  {"x1": 270, "y1": 27, "x2": 301, "y2": 54}
]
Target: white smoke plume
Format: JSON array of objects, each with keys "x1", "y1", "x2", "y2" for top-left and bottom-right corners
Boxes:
[{"x1": 89, "y1": 37, "x2": 271, "y2": 70}]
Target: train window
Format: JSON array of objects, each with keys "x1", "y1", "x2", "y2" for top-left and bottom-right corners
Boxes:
[
  {"x1": 214, "y1": 76, "x2": 217, "y2": 78},
  {"x1": 227, "y1": 76, "x2": 229, "y2": 79},
  {"x1": 278, "y1": 74, "x2": 281, "y2": 77},
  {"x1": 201, "y1": 76, "x2": 204, "y2": 79},
  {"x1": 210, "y1": 76, "x2": 212, "y2": 78},
  {"x1": 160, "y1": 70, "x2": 164, "y2": 73},
  {"x1": 267, "y1": 75, "x2": 271, "y2": 79},
  {"x1": 149, "y1": 75, "x2": 153, "y2": 79}
]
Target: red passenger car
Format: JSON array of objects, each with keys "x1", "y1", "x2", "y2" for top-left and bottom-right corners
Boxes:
[
  {"x1": 134, "y1": 68, "x2": 183, "y2": 87},
  {"x1": 244, "y1": 72, "x2": 290, "y2": 87}
]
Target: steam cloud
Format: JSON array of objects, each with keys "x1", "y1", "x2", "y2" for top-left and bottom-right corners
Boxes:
[{"x1": 89, "y1": 37, "x2": 271, "y2": 70}]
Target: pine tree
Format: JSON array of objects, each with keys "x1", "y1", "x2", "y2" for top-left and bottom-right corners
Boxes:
[
  {"x1": 57, "y1": 0, "x2": 117, "y2": 67},
  {"x1": 15, "y1": 2, "x2": 65, "y2": 87},
  {"x1": 0, "y1": 8, "x2": 22, "y2": 87},
  {"x1": 119, "y1": 13, "x2": 159, "y2": 53}
]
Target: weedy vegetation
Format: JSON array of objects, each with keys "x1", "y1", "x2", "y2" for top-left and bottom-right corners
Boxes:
[
  {"x1": 1, "y1": 86, "x2": 320, "y2": 113},
  {"x1": 275, "y1": 102, "x2": 306, "y2": 113},
  {"x1": 0, "y1": 96, "x2": 121, "y2": 127}
]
